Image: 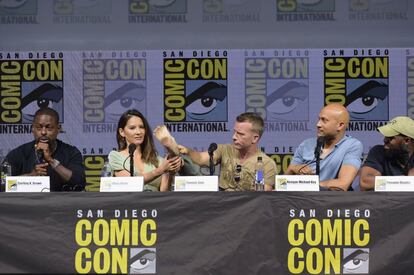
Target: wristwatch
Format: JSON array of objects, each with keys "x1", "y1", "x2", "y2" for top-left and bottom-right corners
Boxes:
[{"x1": 51, "y1": 159, "x2": 60, "y2": 169}]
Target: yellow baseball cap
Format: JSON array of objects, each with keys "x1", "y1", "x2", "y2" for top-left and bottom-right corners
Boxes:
[{"x1": 378, "y1": 116, "x2": 414, "y2": 139}]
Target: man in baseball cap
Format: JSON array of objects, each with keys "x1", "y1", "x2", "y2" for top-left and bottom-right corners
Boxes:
[{"x1": 360, "y1": 116, "x2": 414, "y2": 191}]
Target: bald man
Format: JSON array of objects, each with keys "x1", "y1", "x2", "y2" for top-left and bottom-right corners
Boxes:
[{"x1": 285, "y1": 104, "x2": 363, "y2": 191}]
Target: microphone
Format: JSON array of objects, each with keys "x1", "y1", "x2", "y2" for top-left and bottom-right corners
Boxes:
[
  {"x1": 208, "y1": 143, "x2": 217, "y2": 176},
  {"x1": 314, "y1": 137, "x2": 324, "y2": 176},
  {"x1": 208, "y1": 143, "x2": 217, "y2": 155},
  {"x1": 314, "y1": 137, "x2": 324, "y2": 158},
  {"x1": 35, "y1": 149, "x2": 44, "y2": 164},
  {"x1": 128, "y1": 144, "x2": 136, "y2": 177}
]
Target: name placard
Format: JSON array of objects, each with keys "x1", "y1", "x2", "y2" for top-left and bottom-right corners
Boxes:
[
  {"x1": 100, "y1": 177, "x2": 144, "y2": 192},
  {"x1": 6, "y1": 176, "x2": 50, "y2": 192},
  {"x1": 275, "y1": 175, "x2": 320, "y2": 191},
  {"x1": 174, "y1": 176, "x2": 218, "y2": 191},
  {"x1": 375, "y1": 176, "x2": 414, "y2": 192}
]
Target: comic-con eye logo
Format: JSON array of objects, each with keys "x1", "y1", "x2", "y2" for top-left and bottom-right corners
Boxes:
[
  {"x1": 0, "y1": 0, "x2": 36, "y2": 14},
  {"x1": 104, "y1": 82, "x2": 146, "y2": 122},
  {"x1": 324, "y1": 56, "x2": 389, "y2": 121},
  {"x1": 129, "y1": 0, "x2": 187, "y2": 14},
  {"x1": 266, "y1": 81, "x2": 308, "y2": 121},
  {"x1": 346, "y1": 80, "x2": 388, "y2": 120},
  {"x1": 245, "y1": 58, "x2": 309, "y2": 121},
  {"x1": 185, "y1": 81, "x2": 227, "y2": 121},
  {"x1": 130, "y1": 248, "x2": 156, "y2": 274},
  {"x1": 343, "y1": 248, "x2": 369, "y2": 273},
  {"x1": 21, "y1": 83, "x2": 63, "y2": 123},
  {"x1": 0, "y1": 60, "x2": 63, "y2": 124},
  {"x1": 83, "y1": 59, "x2": 146, "y2": 124},
  {"x1": 163, "y1": 58, "x2": 228, "y2": 122}
]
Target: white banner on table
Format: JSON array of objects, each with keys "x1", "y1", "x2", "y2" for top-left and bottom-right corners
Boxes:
[
  {"x1": 174, "y1": 176, "x2": 219, "y2": 191},
  {"x1": 100, "y1": 177, "x2": 144, "y2": 192},
  {"x1": 375, "y1": 176, "x2": 414, "y2": 192},
  {"x1": 6, "y1": 176, "x2": 50, "y2": 192},
  {"x1": 275, "y1": 175, "x2": 320, "y2": 191}
]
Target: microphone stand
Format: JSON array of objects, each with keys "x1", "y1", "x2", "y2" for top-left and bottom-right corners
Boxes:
[
  {"x1": 128, "y1": 144, "x2": 136, "y2": 177},
  {"x1": 209, "y1": 152, "x2": 215, "y2": 176},
  {"x1": 207, "y1": 143, "x2": 217, "y2": 176},
  {"x1": 315, "y1": 150, "x2": 321, "y2": 176},
  {"x1": 130, "y1": 154, "x2": 134, "y2": 177},
  {"x1": 314, "y1": 137, "x2": 324, "y2": 176}
]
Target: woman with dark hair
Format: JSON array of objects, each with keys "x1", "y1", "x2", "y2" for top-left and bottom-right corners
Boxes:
[{"x1": 108, "y1": 109, "x2": 182, "y2": 191}]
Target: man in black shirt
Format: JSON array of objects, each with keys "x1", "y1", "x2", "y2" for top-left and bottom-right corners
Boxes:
[
  {"x1": 5, "y1": 108, "x2": 86, "y2": 191},
  {"x1": 360, "y1": 116, "x2": 414, "y2": 191}
]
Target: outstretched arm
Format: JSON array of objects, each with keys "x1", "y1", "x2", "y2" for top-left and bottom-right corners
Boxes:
[{"x1": 178, "y1": 145, "x2": 211, "y2": 167}]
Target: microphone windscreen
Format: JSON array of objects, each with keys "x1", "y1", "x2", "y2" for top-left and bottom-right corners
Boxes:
[
  {"x1": 128, "y1": 144, "x2": 137, "y2": 155},
  {"x1": 208, "y1": 143, "x2": 218, "y2": 154},
  {"x1": 314, "y1": 137, "x2": 325, "y2": 156},
  {"x1": 316, "y1": 137, "x2": 325, "y2": 146}
]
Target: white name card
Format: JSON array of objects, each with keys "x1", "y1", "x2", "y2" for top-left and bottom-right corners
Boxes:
[
  {"x1": 375, "y1": 176, "x2": 414, "y2": 192},
  {"x1": 6, "y1": 176, "x2": 50, "y2": 192},
  {"x1": 275, "y1": 175, "x2": 320, "y2": 191},
  {"x1": 174, "y1": 176, "x2": 218, "y2": 191},
  {"x1": 100, "y1": 176, "x2": 144, "y2": 192}
]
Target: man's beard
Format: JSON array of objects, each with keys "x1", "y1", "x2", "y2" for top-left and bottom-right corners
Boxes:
[{"x1": 385, "y1": 146, "x2": 409, "y2": 164}]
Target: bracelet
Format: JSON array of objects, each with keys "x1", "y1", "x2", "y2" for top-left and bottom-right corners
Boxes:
[{"x1": 51, "y1": 159, "x2": 60, "y2": 169}]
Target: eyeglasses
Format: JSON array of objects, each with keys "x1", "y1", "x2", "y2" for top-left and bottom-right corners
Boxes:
[{"x1": 234, "y1": 164, "x2": 242, "y2": 182}]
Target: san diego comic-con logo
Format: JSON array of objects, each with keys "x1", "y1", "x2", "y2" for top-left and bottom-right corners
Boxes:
[
  {"x1": 82, "y1": 52, "x2": 147, "y2": 133},
  {"x1": 407, "y1": 50, "x2": 414, "y2": 118},
  {"x1": 349, "y1": 0, "x2": 408, "y2": 21},
  {"x1": 0, "y1": 54, "x2": 64, "y2": 133},
  {"x1": 202, "y1": 0, "x2": 261, "y2": 23},
  {"x1": 0, "y1": 0, "x2": 38, "y2": 24},
  {"x1": 53, "y1": 0, "x2": 112, "y2": 24},
  {"x1": 268, "y1": 153, "x2": 293, "y2": 175},
  {"x1": 276, "y1": 0, "x2": 335, "y2": 21},
  {"x1": 163, "y1": 50, "x2": 229, "y2": 133},
  {"x1": 324, "y1": 49, "x2": 389, "y2": 131},
  {"x1": 75, "y1": 208, "x2": 158, "y2": 274},
  {"x1": 128, "y1": 0, "x2": 188, "y2": 23},
  {"x1": 82, "y1": 147, "x2": 109, "y2": 192},
  {"x1": 245, "y1": 50, "x2": 310, "y2": 132},
  {"x1": 287, "y1": 208, "x2": 371, "y2": 274}
]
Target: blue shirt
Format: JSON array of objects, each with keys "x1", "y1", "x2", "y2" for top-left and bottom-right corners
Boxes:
[{"x1": 291, "y1": 135, "x2": 363, "y2": 182}]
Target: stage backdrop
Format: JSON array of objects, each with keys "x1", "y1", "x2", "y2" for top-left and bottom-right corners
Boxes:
[
  {"x1": 0, "y1": 48, "x2": 413, "y2": 190},
  {"x1": 0, "y1": 192, "x2": 413, "y2": 274}
]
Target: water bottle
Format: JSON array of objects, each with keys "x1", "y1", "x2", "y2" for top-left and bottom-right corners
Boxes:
[
  {"x1": 101, "y1": 160, "x2": 112, "y2": 177},
  {"x1": 1, "y1": 160, "x2": 12, "y2": 192},
  {"x1": 254, "y1": 156, "x2": 264, "y2": 191}
]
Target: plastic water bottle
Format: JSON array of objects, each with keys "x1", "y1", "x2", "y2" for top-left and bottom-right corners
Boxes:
[
  {"x1": 1, "y1": 160, "x2": 12, "y2": 192},
  {"x1": 101, "y1": 161, "x2": 112, "y2": 177},
  {"x1": 254, "y1": 156, "x2": 264, "y2": 191}
]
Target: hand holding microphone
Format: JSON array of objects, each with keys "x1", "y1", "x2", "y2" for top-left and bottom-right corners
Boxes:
[
  {"x1": 35, "y1": 148, "x2": 45, "y2": 164},
  {"x1": 34, "y1": 143, "x2": 48, "y2": 176}
]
